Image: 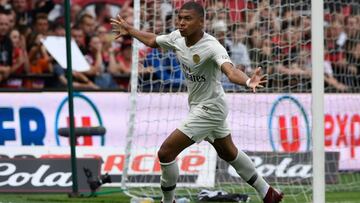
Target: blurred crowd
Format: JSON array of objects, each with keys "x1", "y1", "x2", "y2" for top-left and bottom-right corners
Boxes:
[{"x1": 0, "y1": 0, "x2": 359, "y2": 92}]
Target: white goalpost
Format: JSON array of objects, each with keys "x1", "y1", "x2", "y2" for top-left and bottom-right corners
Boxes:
[
  {"x1": 121, "y1": 0, "x2": 141, "y2": 192},
  {"x1": 311, "y1": 0, "x2": 325, "y2": 202}
]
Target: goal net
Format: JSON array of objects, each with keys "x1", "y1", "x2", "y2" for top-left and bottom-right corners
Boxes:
[{"x1": 121, "y1": 0, "x2": 360, "y2": 202}]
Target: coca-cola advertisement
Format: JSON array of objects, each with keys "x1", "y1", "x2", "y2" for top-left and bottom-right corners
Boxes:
[
  {"x1": 0, "y1": 158, "x2": 101, "y2": 192},
  {"x1": 216, "y1": 152, "x2": 340, "y2": 184}
]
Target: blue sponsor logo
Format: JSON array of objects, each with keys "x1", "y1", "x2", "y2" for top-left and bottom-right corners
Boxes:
[{"x1": 0, "y1": 107, "x2": 46, "y2": 145}]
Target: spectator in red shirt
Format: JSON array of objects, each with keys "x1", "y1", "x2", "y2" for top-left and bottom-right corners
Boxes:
[
  {"x1": 5, "y1": 28, "x2": 29, "y2": 88},
  {"x1": 109, "y1": 39, "x2": 132, "y2": 75},
  {"x1": 96, "y1": 25, "x2": 112, "y2": 67}
]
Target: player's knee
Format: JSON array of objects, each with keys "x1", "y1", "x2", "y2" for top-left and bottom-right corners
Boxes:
[
  {"x1": 157, "y1": 147, "x2": 176, "y2": 163},
  {"x1": 218, "y1": 150, "x2": 238, "y2": 162}
]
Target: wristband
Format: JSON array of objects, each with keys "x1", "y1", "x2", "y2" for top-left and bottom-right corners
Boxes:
[{"x1": 246, "y1": 78, "x2": 251, "y2": 87}]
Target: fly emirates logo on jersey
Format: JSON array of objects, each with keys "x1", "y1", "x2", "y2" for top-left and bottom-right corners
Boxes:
[{"x1": 182, "y1": 63, "x2": 206, "y2": 82}]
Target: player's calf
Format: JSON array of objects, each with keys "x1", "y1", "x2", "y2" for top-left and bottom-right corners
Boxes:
[{"x1": 160, "y1": 160, "x2": 179, "y2": 203}]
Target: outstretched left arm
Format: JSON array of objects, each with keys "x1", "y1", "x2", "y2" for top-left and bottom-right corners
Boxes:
[{"x1": 221, "y1": 62, "x2": 267, "y2": 92}]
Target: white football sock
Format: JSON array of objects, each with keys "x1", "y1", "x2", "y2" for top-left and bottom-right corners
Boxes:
[
  {"x1": 160, "y1": 160, "x2": 179, "y2": 203},
  {"x1": 228, "y1": 150, "x2": 270, "y2": 198}
]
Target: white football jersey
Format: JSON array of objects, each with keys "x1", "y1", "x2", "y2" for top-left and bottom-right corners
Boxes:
[{"x1": 156, "y1": 30, "x2": 233, "y2": 111}]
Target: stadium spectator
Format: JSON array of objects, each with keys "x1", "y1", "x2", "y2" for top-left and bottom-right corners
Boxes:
[
  {"x1": 7, "y1": 8, "x2": 16, "y2": 29},
  {"x1": 280, "y1": 26, "x2": 302, "y2": 66},
  {"x1": 146, "y1": 17, "x2": 166, "y2": 57},
  {"x1": 55, "y1": 3, "x2": 82, "y2": 26},
  {"x1": 94, "y1": 3, "x2": 112, "y2": 31},
  {"x1": 280, "y1": 6, "x2": 300, "y2": 30},
  {"x1": 109, "y1": 38, "x2": 133, "y2": 75},
  {"x1": 70, "y1": 3, "x2": 82, "y2": 24},
  {"x1": 347, "y1": 42, "x2": 360, "y2": 90},
  {"x1": 143, "y1": 0, "x2": 162, "y2": 24},
  {"x1": 84, "y1": 34, "x2": 117, "y2": 89},
  {"x1": 0, "y1": 0, "x2": 9, "y2": 6},
  {"x1": 96, "y1": 25, "x2": 112, "y2": 67},
  {"x1": 344, "y1": 15, "x2": 360, "y2": 51},
  {"x1": 33, "y1": 13, "x2": 49, "y2": 35},
  {"x1": 324, "y1": 60, "x2": 349, "y2": 92},
  {"x1": 231, "y1": 25, "x2": 251, "y2": 72},
  {"x1": 109, "y1": 42, "x2": 131, "y2": 90},
  {"x1": 141, "y1": 16, "x2": 182, "y2": 91},
  {"x1": 218, "y1": 23, "x2": 249, "y2": 92},
  {"x1": 246, "y1": 36, "x2": 278, "y2": 90},
  {"x1": 78, "y1": 13, "x2": 96, "y2": 37},
  {"x1": 0, "y1": 13, "x2": 12, "y2": 84},
  {"x1": 54, "y1": 65, "x2": 100, "y2": 90},
  {"x1": 248, "y1": 29, "x2": 263, "y2": 65},
  {"x1": 164, "y1": 13, "x2": 176, "y2": 33},
  {"x1": 152, "y1": 18, "x2": 165, "y2": 35},
  {"x1": 247, "y1": 0, "x2": 280, "y2": 34},
  {"x1": 11, "y1": 0, "x2": 54, "y2": 27},
  {"x1": 5, "y1": 28, "x2": 29, "y2": 88},
  {"x1": 26, "y1": 33, "x2": 52, "y2": 88},
  {"x1": 324, "y1": 21, "x2": 352, "y2": 87},
  {"x1": 212, "y1": 20, "x2": 232, "y2": 56},
  {"x1": 71, "y1": 25, "x2": 86, "y2": 54},
  {"x1": 160, "y1": 1, "x2": 172, "y2": 22},
  {"x1": 108, "y1": 38, "x2": 133, "y2": 89},
  {"x1": 108, "y1": 38, "x2": 151, "y2": 89},
  {"x1": 84, "y1": 34, "x2": 105, "y2": 77},
  {"x1": 119, "y1": 0, "x2": 133, "y2": 20},
  {"x1": 295, "y1": 49, "x2": 348, "y2": 92},
  {"x1": 51, "y1": 23, "x2": 65, "y2": 36},
  {"x1": 258, "y1": 38, "x2": 278, "y2": 89},
  {"x1": 143, "y1": 48, "x2": 184, "y2": 91},
  {"x1": 299, "y1": 15, "x2": 311, "y2": 50},
  {"x1": 328, "y1": 19, "x2": 347, "y2": 49}
]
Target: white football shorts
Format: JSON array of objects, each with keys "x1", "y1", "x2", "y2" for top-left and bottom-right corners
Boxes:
[{"x1": 178, "y1": 102, "x2": 230, "y2": 143}]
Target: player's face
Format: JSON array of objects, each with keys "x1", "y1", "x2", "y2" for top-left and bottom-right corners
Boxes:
[{"x1": 177, "y1": 9, "x2": 203, "y2": 37}]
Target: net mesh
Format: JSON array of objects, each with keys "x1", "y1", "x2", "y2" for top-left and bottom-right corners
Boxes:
[{"x1": 122, "y1": 0, "x2": 360, "y2": 202}]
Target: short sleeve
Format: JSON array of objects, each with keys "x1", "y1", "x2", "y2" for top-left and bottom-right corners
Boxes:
[
  {"x1": 212, "y1": 43, "x2": 233, "y2": 69},
  {"x1": 156, "y1": 30, "x2": 181, "y2": 50}
]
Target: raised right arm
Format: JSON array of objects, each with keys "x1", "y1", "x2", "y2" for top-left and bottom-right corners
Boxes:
[
  {"x1": 128, "y1": 28, "x2": 159, "y2": 48},
  {"x1": 111, "y1": 15, "x2": 159, "y2": 48}
]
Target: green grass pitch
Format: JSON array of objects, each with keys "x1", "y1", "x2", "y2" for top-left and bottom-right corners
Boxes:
[
  {"x1": 1, "y1": 173, "x2": 359, "y2": 202},
  {"x1": 0, "y1": 189, "x2": 359, "y2": 203}
]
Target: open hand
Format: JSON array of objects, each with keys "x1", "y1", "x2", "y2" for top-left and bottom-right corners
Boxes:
[
  {"x1": 110, "y1": 15, "x2": 130, "y2": 39},
  {"x1": 248, "y1": 67, "x2": 267, "y2": 92}
]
